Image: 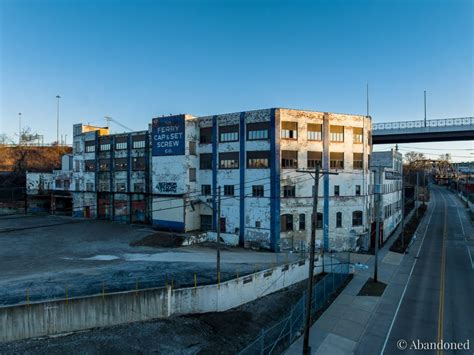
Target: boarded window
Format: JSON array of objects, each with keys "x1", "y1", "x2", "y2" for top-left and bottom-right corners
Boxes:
[
  {"x1": 189, "y1": 141, "x2": 196, "y2": 155},
  {"x1": 189, "y1": 168, "x2": 196, "y2": 182},
  {"x1": 307, "y1": 124, "x2": 322, "y2": 141},
  {"x1": 200, "y1": 153, "x2": 213, "y2": 170},
  {"x1": 247, "y1": 151, "x2": 270, "y2": 169},
  {"x1": 219, "y1": 152, "x2": 239, "y2": 169},
  {"x1": 247, "y1": 122, "x2": 270, "y2": 140},
  {"x1": 200, "y1": 127, "x2": 212, "y2": 144},
  {"x1": 330, "y1": 152, "x2": 344, "y2": 169},
  {"x1": 330, "y1": 125, "x2": 344, "y2": 142},
  {"x1": 281, "y1": 122, "x2": 298, "y2": 139},
  {"x1": 281, "y1": 150, "x2": 298, "y2": 169},
  {"x1": 353, "y1": 153, "x2": 363, "y2": 169},
  {"x1": 307, "y1": 151, "x2": 322, "y2": 169},
  {"x1": 219, "y1": 125, "x2": 239, "y2": 142}
]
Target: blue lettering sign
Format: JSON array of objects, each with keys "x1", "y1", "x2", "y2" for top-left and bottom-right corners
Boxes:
[{"x1": 152, "y1": 116, "x2": 185, "y2": 156}]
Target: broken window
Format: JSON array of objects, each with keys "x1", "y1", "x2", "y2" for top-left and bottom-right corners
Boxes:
[
  {"x1": 219, "y1": 152, "x2": 239, "y2": 169},
  {"x1": 352, "y1": 210, "x2": 363, "y2": 226},
  {"x1": 353, "y1": 153, "x2": 363, "y2": 170},
  {"x1": 247, "y1": 151, "x2": 270, "y2": 169},
  {"x1": 299, "y1": 213, "x2": 305, "y2": 231},
  {"x1": 353, "y1": 127, "x2": 363, "y2": 143},
  {"x1": 281, "y1": 150, "x2": 298, "y2": 169},
  {"x1": 334, "y1": 185, "x2": 340, "y2": 196},
  {"x1": 134, "y1": 183, "x2": 145, "y2": 193},
  {"x1": 201, "y1": 184, "x2": 211, "y2": 195},
  {"x1": 132, "y1": 157, "x2": 146, "y2": 171},
  {"x1": 115, "y1": 158, "x2": 128, "y2": 171},
  {"x1": 281, "y1": 121, "x2": 298, "y2": 139},
  {"x1": 116, "y1": 182, "x2": 126, "y2": 192},
  {"x1": 330, "y1": 152, "x2": 344, "y2": 169},
  {"x1": 200, "y1": 153, "x2": 213, "y2": 170},
  {"x1": 99, "y1": 160, "x2": 110, "y2": 171},
  {"x1": 200, "y1": 127, "x2": 212, "y2": 144},
  {"x1": 283, "y1": 185, "x2": 295, "y2": 198},
  {"x1": 307, "y1": 151, "x2": 322, "y2": 169},
  {"x1": 200, "y1": 215, "x2": 212, "y2": 231},
  {"x1": 252, "y1": 185, "x2": 264, "y2": 197},
  {"x1": 224, "y1": 185, "x2": 234, "y2": 196},
  {"x1": 355, "y1": 185, "x2": 361, "y2": 196},
  {"x1": 281, "y1": 214, "x2": 294, "y2": 232},
  {"x1": 311, "y1": 212, "x2": 323, "y2": 229}
]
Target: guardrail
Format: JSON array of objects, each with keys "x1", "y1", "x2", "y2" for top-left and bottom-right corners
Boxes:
[{"x1": 373, "y1": 117, "x2": 474, "y2": 131}]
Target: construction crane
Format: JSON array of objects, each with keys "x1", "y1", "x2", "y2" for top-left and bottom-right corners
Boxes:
[{"x1": 104, "y1": 116, "x2": 134, "y2": 133}]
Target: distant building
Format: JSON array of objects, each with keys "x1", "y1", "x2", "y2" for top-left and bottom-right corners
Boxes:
[
  {"x1": 370, "y1": 149, "x2": 403, "y2": 248},
  {"x1": 71, "y1": 124, "x2": 151, "y2": 222}
]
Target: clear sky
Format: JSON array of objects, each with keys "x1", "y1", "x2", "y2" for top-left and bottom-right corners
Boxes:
[{"x1": 1, "y1": 0, "x2": 472, "y2": 161}]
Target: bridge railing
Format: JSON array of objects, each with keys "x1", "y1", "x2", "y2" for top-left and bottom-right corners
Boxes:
[{"x1": 373, "y1": 117, "x2": 474, "y2": 131}]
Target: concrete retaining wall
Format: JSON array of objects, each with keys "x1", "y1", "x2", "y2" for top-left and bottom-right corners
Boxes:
[{"x1": 0, "y1": 258, "x2": 321, "y2": 343}]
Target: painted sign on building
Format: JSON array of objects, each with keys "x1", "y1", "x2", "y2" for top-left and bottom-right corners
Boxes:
[
  {"x1": 385, "y1": 170, "x2": 402, "y2": 180},
  {"x1": 152, "y1": 116, "x2": 185, "y2": 156}
]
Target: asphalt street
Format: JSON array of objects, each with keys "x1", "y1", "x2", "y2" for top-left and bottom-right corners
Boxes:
[{"x1": 383, "y1": 186, "x2": 474, "y2": 354}]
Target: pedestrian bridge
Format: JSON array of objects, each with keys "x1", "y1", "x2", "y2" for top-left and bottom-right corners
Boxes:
[{"x1": 372, "y1": 117, "x2": 474, "y2": 144}]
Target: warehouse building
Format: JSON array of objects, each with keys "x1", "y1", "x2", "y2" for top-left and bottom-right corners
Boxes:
[{"x1": 150, "y1": 108, "x2": 373, "y2": 252}]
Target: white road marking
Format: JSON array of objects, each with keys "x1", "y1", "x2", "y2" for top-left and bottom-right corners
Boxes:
[
  {"x1": 449, "y1": 193, "x2": 474, "y2": 269},
  {"x1": 380, "y1": 188, "x2": 437, "y2": 355}
]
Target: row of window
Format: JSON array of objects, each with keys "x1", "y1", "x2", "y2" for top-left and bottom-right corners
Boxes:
[
  {"x1": 82, "y1": 157, "x2": 146, "y2": 172},
  {"x1": 199, "y1": 151, "x2": 366, "y2": 170},
  {"x1": 199, "y1": 122, "x2": 366, "y2": 144},
  {"x1": 283, "y1": 184, "x2": 362, "y2": 198},
  {"x1": 77, "y1": 181, "x2": 145, "y2": 193},
  {"x1": 281, "y1": 211, "x2": 363, "y2": 232},
  {"x1": 82, "y1": 137, "x2": 147, "y2": 153},
  {"x1": 384, "y1": 200, "x2": 402, "y2": 219}
]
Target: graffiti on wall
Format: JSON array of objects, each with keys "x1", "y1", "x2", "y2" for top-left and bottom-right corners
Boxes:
[
  {"x1": 245, "y1": 228, "x2": 271, "y2": 248},
  {"x1": 156, "y1": 182, "x2": 178, "y2": 194}
]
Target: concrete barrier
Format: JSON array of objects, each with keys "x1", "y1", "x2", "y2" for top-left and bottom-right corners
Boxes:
[{"x1": 0, "y1": 258, "x2": 321, "y2": 343}]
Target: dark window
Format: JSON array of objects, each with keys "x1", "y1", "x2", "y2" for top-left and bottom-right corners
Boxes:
[
  {"x1": 116, "y1": 182, "x2": 126, "y2": 192},
  {"x1": 99, "y1": 159, "x2": 110, "y2": 171},
  {"x1": 281, "y1": 150, "x2": 298, "y2": 169},
  {"x1": 134, "y1": 183, "x2": 145, "y2": 193},
  {"x1": 200, "y1": 215, "x2": 212, "y2": 231},
  {"x1": 299, "y1": 213, "x2": 305, "y2": 230},
  {"x1": 200, "y1": 127, "x2": 212, "y2": 144},
  {"x1": 201, "y1": 184, "x2": 211, "y2": 195},
  {"x1": 224, "y1": 185, "x2": 234, "y2": 196},
  {"x1": 189, "y1": 168, "x2": 196, "y2": 182},
  {"x1": 132, "y1": 157, "x2": 146, "y2": 171},
  {"x1": 330, "y1": 152, "x2": 344, "y2": 169},
  {"x1": 219, "y1": 218, "x2": 226, "y2": 233},
  {"x1": 283, "y1": 185, "x2": 295, "y2": 198},
  {"x1": 219, "y1": 152, "x2": 239, "y2": 169},
  {"x1": 307, "y1": 151, "x2": 322, "y2": 169},
  {"x1": 334, "y1": 185, "x2": 340, "y2": 196},
  {"x1": 330, "y1": 125, "x2": 344, "y2": 142},
  {"x1": 355, "y1": 185, "x2": 361, "y2": 196},
  {"x1": 219, "y1": 124, "x2": 239, "y2": 142},
  {"x1": 353, "y1": 127, "x2": 363, "y2": 143},
  {"x1": 281, "y1": 122, "x2": 298, "y2": 139},
  {"x1": 336, "y1": 212, "x2": 342, "y2": 228},
  {"x1": 247, "y1": 151, "x2": 270, "y2": 169},
  {"x1": 311, "y1": 212, "x2": 324, "y2": 229},
  {"x1": 85, "y1": 160, "x2": 96, "y2": 171},
  {"x1": 189, "y1": 141, "x2": 196, "y2": 155},
  {"x1": 247, "y1": 122, "x2": 270, "y2": 140},
  {"x1": 353, "y1": 153, "x2": 363, "y2": 169},
  {"x1": 252, "y1": 185, "x2": 264, "y2": 197},
  {"x1": 352, "y1": 210, "x2": 363, "y2": 226},
  {"x1": 307, "y1": 124, "x2": 322, "y2": 141},
  {"x1": 199, "y1": 153, "x2": 213, "y2": 170},
  {"x1": 255, "y1": 221, "x2": 261, "y2": 228},
  {"x1": 281, "y1": 214, "x2": 294, "y2": 232},
  {"x1": 115, "y1": 158, "x2": 128, "y2": 171}
]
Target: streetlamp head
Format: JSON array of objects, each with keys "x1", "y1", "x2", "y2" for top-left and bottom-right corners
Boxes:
[{"x1": 56, "y1": 95, "x2": 61, "y2": 99}]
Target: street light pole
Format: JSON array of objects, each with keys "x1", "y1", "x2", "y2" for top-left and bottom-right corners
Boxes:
[
  {"x1": 56, "y1": 95, "x2": 61, "y2": 145},
  {"x1": 216, "y1": 186, "x2": 221, "y2": 285},
  {"x1": 373, "y1": 167, "x2": 381, "y2": 283},
  {"x1": 424, "y1": 90, "x2": 427, "y2": 127},
  {"x1": 18, "y1": 112, "x2": 22, "y2": 145}
]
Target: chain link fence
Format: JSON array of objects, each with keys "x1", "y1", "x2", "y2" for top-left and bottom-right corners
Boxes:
[{"x1": 238, "y1": 253, "x2": 351, "y2": 355}]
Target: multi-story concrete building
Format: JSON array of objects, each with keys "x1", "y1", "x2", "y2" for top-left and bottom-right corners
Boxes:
[
  {"x1": 71, "y1": 124, "x2": 151, "y2": 222},
  {"x1": 370, "y1": 149, "x2": 403, "y2": 248},
  {"x1": 151, "y1": 108, "x2": 373, "y2": 252}
]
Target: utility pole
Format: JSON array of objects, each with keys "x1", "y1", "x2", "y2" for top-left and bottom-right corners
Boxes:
[
  {"x1": 416, "y1": 171, "x2": 419, "y2": 217},
  {"x1": 216, "y1": 186, "x2": 221, "y2": 284},
  {"x1": 401, "y1": 165, "x2": 405, "y2": 250},
  {"x1": 373, "y1": 167, "x2": 382, "y2": 283},
  {"x1": 18, "y1": 112, "x2": 22, "y2": 145},
  {"x1": 297, "y1": 166, "x2": 338, "y2": 355},
  {"x1": 56, "y1": 95, "x2": 61, "y2": 145}
]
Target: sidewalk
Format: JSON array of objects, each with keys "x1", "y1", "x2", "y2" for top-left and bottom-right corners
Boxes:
[{"x1": 286, "y1": 205, "x2": 433, "y2": 355}]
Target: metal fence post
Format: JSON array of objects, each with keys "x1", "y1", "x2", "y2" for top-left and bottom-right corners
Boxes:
[
  {"x1": 260, "y1": 329, "x2": 265, "y2": 355},
  {"x1": 289, "y1": 308, "x2": 293, "y2": 342}
]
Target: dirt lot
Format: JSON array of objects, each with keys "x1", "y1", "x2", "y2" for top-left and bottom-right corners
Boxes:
[
  {"x1": 0, "y1": 274, "x2": 338, "y2": 355},
  {"x1": 0, "y1": 215, "x2": 299, "y2": 305}
]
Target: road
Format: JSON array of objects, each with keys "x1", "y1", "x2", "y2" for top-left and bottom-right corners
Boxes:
[{"x1": 384, "y1": 185, "x2": 474, "y2": 354}]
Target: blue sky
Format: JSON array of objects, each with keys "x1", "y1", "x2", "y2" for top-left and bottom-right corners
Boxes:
[{"x1": 1, "y1": 0, "x2": 472, "y2": 160}]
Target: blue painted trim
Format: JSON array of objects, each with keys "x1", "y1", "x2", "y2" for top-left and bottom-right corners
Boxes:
[
  {"x1": 152, "y1": 219, "x2": 185, "y2": 231},
  {"x1": 239, "y1": 112, "x2": 246, "y2": 246},
  {"x1": 127, "y1": 134, "x2": 131, "y2": 193},
  {"x1": 110, "y1": 135, "x2": 115, "y2": 221},
  {"x1": 323, "y1": 173, "x2": 329, "y2": 251},
  {"x1": 211, "y1": 116, "x2": 218, "y2": 230},
  {"x1": 270, "y1": 108, "x2": 280, "y2": 252}
]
